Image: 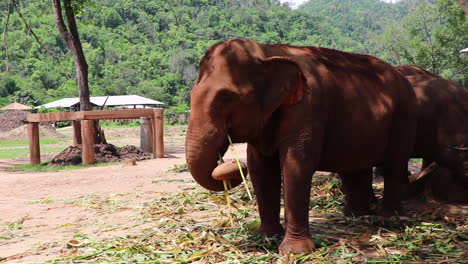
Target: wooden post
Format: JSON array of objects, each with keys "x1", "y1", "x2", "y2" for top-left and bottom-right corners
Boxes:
[
  {"x1": 153, "y1": 108, "x2": 164, "y2": 158},
  {"x1": 72, "y1": 120, "x2": 82, "y2": 146},
  {"x1": 139, "y1": 117, "x2": 153, "y2": 153},
  {"x1": 28, "y1": 122, "x2": 41, "y2": 165},
  {"x1": 81, "y1": 120, "x2": 95, "y2": 165}
]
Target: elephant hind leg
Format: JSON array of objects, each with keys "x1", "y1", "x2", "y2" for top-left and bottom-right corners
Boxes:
[
  {"x1": 382, "y1": 96, "x2": 417, "y2": 215},
  {"x1": 340, "y1": 169, "x2": 374, "y2": 217},
  {"x1": 381, "y1": 161, "x2": 408, "y2": 216}
]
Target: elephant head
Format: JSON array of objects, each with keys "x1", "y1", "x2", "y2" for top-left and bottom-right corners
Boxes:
[{"x1": 185, "y1": 39, "x2": 306, "y2": 191}]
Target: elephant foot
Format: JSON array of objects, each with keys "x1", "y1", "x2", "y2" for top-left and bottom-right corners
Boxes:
[
  {"x1": 254, "y1": 223, "x2": 284, "y2": 238},
  {"x1": 343, "y1": 205, "x2": 373, "y2": 217},
  {"x1": 279, "y1": 237, "x2": 316, "y2": 254}
]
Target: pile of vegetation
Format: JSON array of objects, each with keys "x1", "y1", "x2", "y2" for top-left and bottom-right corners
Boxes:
[
  {"x1": 0, "y1": 111, "x2": 28, "y2": 133},
  {"x1": 46, "y1": 143, "x2": 152, "y2": 166},
  {"x1": 1, "y1": 0, "x2": 465, "y2": 109},
  {"x1": 44, "y1": 172, "x2": 467, "y2": 263}
]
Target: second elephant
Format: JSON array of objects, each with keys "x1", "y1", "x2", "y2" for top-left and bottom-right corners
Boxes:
[{"x1": 371, "y1": 66, "x2": 468, "y2": 202}]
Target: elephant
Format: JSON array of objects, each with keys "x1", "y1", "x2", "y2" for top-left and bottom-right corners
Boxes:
[
  {"x1": 371, "y1": 65, "x2": 468, "y2": 202},
  {"x1": 393, "y1": 65, "x2": 439, "y2": 78},
  {"x1": 185, "y1": 38, "x2": 417, "y2": 254},
  {"x1": 401, "y1": 67, "x2": 467, "y2": 197}
]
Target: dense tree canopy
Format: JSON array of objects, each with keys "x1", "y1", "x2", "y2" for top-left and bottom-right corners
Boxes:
[
  {"x1": 0, "y1": 0, "x2": 466, "y2": 108},
  {"x1": 375, "y1": 0, "x2": 468, "y2": 83}
]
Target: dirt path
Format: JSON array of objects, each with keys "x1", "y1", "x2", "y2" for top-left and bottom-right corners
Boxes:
[{"x1": 0, "y1": 144, "x2": 247, "y2": 263}]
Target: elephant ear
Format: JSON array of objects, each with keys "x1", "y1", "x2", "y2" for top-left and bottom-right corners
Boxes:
[{"x1": 256, "y1": 56, "x2": 306, "y2": 121}]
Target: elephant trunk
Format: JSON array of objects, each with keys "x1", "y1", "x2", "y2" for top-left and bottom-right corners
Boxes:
[{"x1": 185, "y1": 120, "x2": 240, "y2": 192}]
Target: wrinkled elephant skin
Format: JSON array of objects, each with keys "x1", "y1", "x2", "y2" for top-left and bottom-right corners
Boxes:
[{"x1": 185, "y1": 38, "x2": 417, "y2": 254}]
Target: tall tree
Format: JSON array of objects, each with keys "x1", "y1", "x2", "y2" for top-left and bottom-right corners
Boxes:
[
  {"x1": 51, "y1": 0, "x2": 91, "y2": 111},
  {"x1": 51, "y1": 0, "x2": 106, "y2": 144},
  {"x1": 375, "y1": 0, "x2": 467, "y2": 84}
]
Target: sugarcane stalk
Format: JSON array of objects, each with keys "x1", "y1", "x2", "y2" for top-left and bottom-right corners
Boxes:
[{"x1": 227, "y1": 134, "x2": 252, "y2": 200}]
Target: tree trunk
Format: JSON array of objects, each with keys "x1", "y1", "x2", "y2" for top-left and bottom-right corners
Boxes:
[
  {"x1": 51, "y1": 0, "x2": 106, "y2": 144},
  {"x1": 51, "y1": 0, "x2": 91, "y2": 111}
]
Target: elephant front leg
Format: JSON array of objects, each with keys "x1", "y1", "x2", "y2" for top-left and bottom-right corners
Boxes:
[
  {"x1": 279, "y1": 149, "x2": 318, "y2": 254},
  {"x1": 247, "y1": 144, "x2": 284, "y2": 237}
]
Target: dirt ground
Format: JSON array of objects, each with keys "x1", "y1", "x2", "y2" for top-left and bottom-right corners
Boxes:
[
  {"x1": 0, "y1": 134, "x2": 247, "y2": 263},
  {"x1": 1, "y1": 124, "x2": 465, "y2": 263}
]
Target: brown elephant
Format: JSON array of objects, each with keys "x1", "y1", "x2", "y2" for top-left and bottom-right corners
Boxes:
[
  {"x1": 372, "y1": 66, "x2": 468, "y2": 202},
  {"x1": 399, "y1": 67, "x2": 468, "y2": 198},
  {"x1": 185, "y1": 38, "x2": 417, "y2": 254},
  {"x1": 394, "y1": 65, "x2": 439, "y2": 78}
]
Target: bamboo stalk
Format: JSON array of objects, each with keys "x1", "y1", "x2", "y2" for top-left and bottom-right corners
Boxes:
[
  {"x1": 227, "y1": 134, "x2": 252, "y2": 200},
  {"x1": 223, "y1": 180, "x2": 234, "y2": 227}
]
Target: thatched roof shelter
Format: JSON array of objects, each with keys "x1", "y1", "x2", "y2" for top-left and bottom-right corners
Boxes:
[{"x1": 0, "y1": 102, "x2": 32, "y2": 111}]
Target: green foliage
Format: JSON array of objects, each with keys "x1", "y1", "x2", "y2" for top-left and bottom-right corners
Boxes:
[
  {"x1": 99, "y1": 119, "x2": 140, "y2": 128},
  {"x1": 0, "y1": 73, "x2": 19, "y2": 97},
  {"x1": 0, "y1": 97, "x2": 10, "y2": 107},
  {"x1": 375, "y1": 0, "x2": 468, "y2": 84},
  {"x1": 166, "y1": 104, "x2": 189, "y2": 125},
  {"x1": 12, "y1": 90, "x2": 39, "y2": 106},
  {"x1": 0, "y1": 0, "x2": 465, "y2": 110},
  {"x1": 300, "y1": 0, "x2": 409, "y2": 54}
]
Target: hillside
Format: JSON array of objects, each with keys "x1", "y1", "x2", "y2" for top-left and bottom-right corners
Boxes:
[
  {"x1": 300, "y1": 0, "x2": 409, "y2": 54},
  {"x1": 0, "y1": 0, "x2": 411, "y2": 107}
]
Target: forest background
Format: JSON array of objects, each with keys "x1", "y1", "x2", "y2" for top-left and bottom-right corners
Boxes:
[{"x1": 0, "y1": 0, "x2": 467, "y2": 112}]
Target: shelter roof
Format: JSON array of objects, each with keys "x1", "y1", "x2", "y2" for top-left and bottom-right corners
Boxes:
[
  {"x1": 36, "y1": 95, "x2": 164, "y2": 109},
  {"x1": 0, "y1": 102, "x2": 32, "y2": 111}
]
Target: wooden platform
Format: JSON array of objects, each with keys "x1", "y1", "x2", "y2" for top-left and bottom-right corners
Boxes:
[{"x1": 27, "y1": 109, "x2": 164, "y2": 165}]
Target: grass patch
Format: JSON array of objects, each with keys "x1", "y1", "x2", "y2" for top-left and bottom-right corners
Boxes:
[
  {"x1": 0, "y1": 138, "x2": 66, "y2": 148},
  {"x1": 44, "y1": 173, "x2": 467, "y2": 263},
  {"x1": 164, "y1": 163, "x2": 189, "y2": 173},
  {"x1": 10, "y1": 161, "x2": 118, "y2": 172},
  {"x1": 0, "y1": 147, "x2": 66, "y2": 159}
]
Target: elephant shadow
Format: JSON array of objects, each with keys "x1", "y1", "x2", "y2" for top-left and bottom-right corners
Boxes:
[
  {"x1": 222, "y1": 172, "x2": 465, "y2": 261},
  {"x1": 228, "y1": 204, "x2": 465, "y2": 262}
]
